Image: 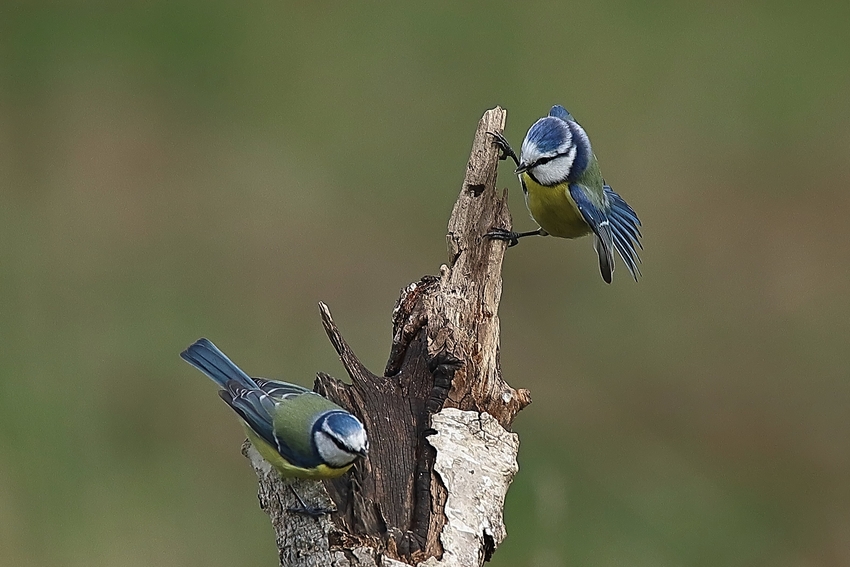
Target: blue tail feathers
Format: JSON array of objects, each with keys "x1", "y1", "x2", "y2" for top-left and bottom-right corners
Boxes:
[
  {"x1": 180, "y1": 338, "x2": 259, "y2": 390},
  {"x1": 604, "y1": 185, "x2": 642, "y2": 280}
]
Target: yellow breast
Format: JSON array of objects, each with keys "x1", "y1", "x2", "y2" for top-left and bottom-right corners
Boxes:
[
  {"x1": 246, "y1": 427, "x2": 354, "y2": 480},
  {"x1": 522, "y1": 173, "x2": 591, "y2": 239}
]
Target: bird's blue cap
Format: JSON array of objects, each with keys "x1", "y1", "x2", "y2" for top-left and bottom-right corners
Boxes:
[
  {"x1": 324, "y1": 412, "x2": 362, "y2": 436},
  {"x1": 524, "y1": 116, "x2": 572, "y2": 155}
]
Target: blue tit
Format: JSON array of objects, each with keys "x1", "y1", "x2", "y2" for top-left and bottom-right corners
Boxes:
[
  {"x1": 488, "y1": 105, "x2": 642, "y2": 283},
  {"x1": 180, "y1": 338, "x2": 368, "y2": 480}
]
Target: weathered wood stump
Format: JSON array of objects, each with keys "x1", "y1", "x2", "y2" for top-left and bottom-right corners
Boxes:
[{"x1": 245, "y1": 107, "x2": 531, "y2": 567}]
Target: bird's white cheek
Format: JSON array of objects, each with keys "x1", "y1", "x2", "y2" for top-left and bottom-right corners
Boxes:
[
  {"x1": 315, "y1": 433, "x2": 356, "y2": 468},
  {"x1": 533, "y1": 150, "x2": 576, "y2": 185},
  {"x1": 533, "y1": 162, "x2": 568, "y2": 185}
]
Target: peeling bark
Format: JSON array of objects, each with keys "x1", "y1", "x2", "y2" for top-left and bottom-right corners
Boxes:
[{"x1": 420, "y1": 409, "x2": 520, "y2": 567}]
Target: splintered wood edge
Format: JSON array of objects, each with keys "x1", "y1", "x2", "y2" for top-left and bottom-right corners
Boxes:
[{"x1": 319, "y1": 301, "x2": 373, "y2": 386}]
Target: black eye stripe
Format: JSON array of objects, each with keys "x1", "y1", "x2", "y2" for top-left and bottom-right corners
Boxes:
[
  {"x1": 532, "y1": 151, "x2": 569, "y2": 168},
  {"x1": 324, "y1": 430, "x2": 355, "y2": 455}
]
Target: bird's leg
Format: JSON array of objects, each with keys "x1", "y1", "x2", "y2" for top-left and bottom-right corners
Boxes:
[
  {"x1": 286, "y1": 483, "x2": 336, "y2": 518},
  {"x1": 485, "y1": 227, "x2": 548, "y2": 247},
  {"x1": 484, "y1": 131, "x2": 545, "y2": 246},
  {"x1": 487, "y1": 131, "x2": 520, "y2": 167}
]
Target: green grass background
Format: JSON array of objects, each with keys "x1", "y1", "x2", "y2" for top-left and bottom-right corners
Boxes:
[{"x1": 2, "y1": 2, "x2": 849, "y2": 565}]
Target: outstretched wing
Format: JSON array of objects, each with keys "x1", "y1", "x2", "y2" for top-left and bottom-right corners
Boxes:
[
  {"x1": 569, "y1": 183, "x2": 616, "y2": 283},
  {"x1": 603, "y1": 184, "x2": 642, "y2": 280}
]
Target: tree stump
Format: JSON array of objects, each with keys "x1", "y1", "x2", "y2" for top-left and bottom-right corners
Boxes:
[{"x1": 245, "y1": 106, "x2": 531, "y2": 567}]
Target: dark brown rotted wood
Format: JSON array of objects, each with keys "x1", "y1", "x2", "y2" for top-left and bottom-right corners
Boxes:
[{"x1": 315, "y1": 300, "x2": 440, "y2": 558}]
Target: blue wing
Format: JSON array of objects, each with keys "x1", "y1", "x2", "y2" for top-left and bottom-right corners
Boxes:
[
  {"x1": 603, "y1": 185, "x2": 642, "y2": 281},
  {"x1": 569, "y1": 183, "x2": 616, "y2": 283},
  {"x1": 218, "y1": 381, "x2": 276, "y2": 445},
  {"x1": 218, "y1": 381, "x2": 311, "y2": 468}
]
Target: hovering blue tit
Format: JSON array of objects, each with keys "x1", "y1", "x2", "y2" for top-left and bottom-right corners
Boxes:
[
  {"x1": 488, "y1": 105, "x2": 642, "y2": 283},
  {"x1": 180, "y1": 338, "x2": 368, "y2": 480}
]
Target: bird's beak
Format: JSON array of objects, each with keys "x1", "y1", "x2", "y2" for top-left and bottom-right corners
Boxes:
[
  {"x1": 515, "y1": 163, "x2": 530, "y2": 174},
  {"x1": 357, "y1": 447, "x2": 368, "y2": 458}
]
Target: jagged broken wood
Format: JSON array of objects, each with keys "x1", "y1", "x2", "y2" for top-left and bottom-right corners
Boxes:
[{"x1": 245, "y1": 106, "x2": 531, "y2": 566}]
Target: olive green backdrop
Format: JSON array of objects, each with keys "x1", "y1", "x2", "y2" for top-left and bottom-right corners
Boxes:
[{"x1": 2, "y1": 2, "x2": 849, "y2": 566}]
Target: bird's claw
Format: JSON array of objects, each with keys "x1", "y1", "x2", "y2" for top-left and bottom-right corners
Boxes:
[
  {"x1": 287, "y1": 504, "x2": 337, "y2": 518},
  {"x1": 485, "y1": 227, "x2": 520, "y2": 247},
  {"x1": 486, "y1": 131, "x2": 520, "y2": 166},
  {"x1": 286, "y1": 483, "x2": 336, "y2": 518}
]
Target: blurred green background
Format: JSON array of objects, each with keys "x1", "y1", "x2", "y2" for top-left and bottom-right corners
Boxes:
[{"x1": 2, "y1": 1, "x2": 849, "y2": 566}]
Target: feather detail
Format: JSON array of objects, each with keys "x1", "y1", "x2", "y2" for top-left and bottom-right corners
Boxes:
[
  {"x1": 593, "y1": 233, "x2": 615, "y2": 284},
  {"x1": 604, "y1": 185, "x2": 642, "y2": 280},
  {"x1": 180, "y1": 338, "x2": 258, "y2": 390},
  {"x1": 218, "y1": 381, "x2": 278, "y2": 450},
  {"x1": 254, "y1": 378, "x2": 311, "y2": 400},
  {"x1": 569, "y1": 183, "x2": 616, "y2": 283},
  {"x1": 565, "y1": 121, "x2": 591, "y2": 181},
  {"x1": 181, "y1": 338, "x2": 367, "y2": 478}
]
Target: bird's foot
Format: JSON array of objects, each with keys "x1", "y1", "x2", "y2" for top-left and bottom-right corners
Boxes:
[
  {"x1": 286, "y1": 484, "x2": 336, "y2": 518},
  {"x1": 485, "y1": 227, "x2": 521, "y2": 247},
  {"x1": 287, "y1": 503, "x2": 336, "y2": 518},
  {"x1": 486, "y1": 131, "x2": 520, "y2": 167},
  {"x1": 486, "y1": 227, "x2": 547, "y2": 247}
]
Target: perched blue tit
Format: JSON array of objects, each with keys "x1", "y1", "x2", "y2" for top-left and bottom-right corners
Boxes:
[
  {"x1": 180, "y1": 338, "x2": 368, "y2": 480},
  {"x1": 488, "y1": 105, "x2": 642, "y2": 283}
]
